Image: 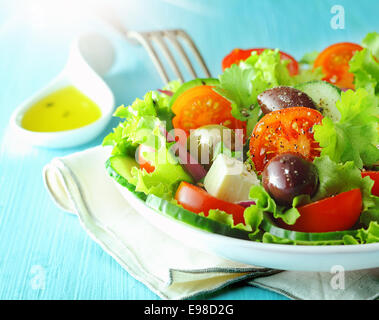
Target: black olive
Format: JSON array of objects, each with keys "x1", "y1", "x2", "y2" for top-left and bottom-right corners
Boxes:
[
  {"x1": 257, "y1": 86, "x2": 317, "y2": 115},
  {"x1": 262, "y1": 153, "x2": 319, "y2": 206}
]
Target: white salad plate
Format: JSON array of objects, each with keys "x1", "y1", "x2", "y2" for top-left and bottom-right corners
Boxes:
[{"x1": 115, "y1": 183, "x2": 379, "y2": 272}]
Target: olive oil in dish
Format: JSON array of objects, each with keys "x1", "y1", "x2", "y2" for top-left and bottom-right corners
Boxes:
[{"x1": 21, "y1": 86, "x2": 101, "y2": 132}]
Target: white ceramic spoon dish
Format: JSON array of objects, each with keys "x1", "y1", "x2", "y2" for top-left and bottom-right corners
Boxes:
[{"x1": 10, "y1": 33, "x2": 115, "y2": 148}]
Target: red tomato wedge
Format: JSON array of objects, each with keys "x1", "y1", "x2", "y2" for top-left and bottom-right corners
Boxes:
[
  {"x1": 314, "y1": 42, "x2": 363, "y2": 89},
  {"x1": 175, "y1": 181, "x2": 246, "y2": 225},
  {"x1": 222, "y1": 48, "x2": 299, "y2": 75},
  {"x1": 138, "y1": 145, "x2": 155, "y2": 173},
  {"x1": 249, "y1": 107, "x2": 323, "y2": 174},
  {"x1": 172, "y1": 85, "x2": 246, "y2": 137},
  {"x1": 361, "y1": 171, "x2": 379, "y2": 197},
  {"x1": 277, "y1": 189, "x2": 362, "y2": 233}
]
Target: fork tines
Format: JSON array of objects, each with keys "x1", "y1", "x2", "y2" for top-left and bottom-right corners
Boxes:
[{"x1": 126, "y1": 29, "x2": 211, "y2": 84}]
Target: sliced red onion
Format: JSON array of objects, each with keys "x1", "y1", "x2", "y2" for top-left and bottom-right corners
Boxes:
[
  {"x1": 175, "y1": 145, "x2": 208, "y2": 182},
  {"x1": 158, "y1": 89, "x2": 174, "y2": 96},
  {"x1": 235, "y1": 200, "x2": 256, "y2": 208}
]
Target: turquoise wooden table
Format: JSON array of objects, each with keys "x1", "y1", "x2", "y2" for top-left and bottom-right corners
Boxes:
[{"x1": 1, "y1": 0, "x2": 378, "y2": 300}]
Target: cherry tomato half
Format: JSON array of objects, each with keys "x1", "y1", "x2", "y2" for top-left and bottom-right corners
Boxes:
[
  {"x1": 175, "y1": 181, "x2": 246, "y2": 225},
  {"x1": 249, "y1": 107, "x2": 323, "y2": 174},
  {"x1": 172, "y1": 85, "x2": 246, "y2": 137},
  {"x1": 313, "y1": 42, "x2": 363, "y2": 89},
  {"x1": 361, "y1": 171, "x2": 379, "y2": 197},
  {"x1": 277, "y1": 189, "x2": 362, "y2": 233},
  {"x1": 222, "y1": 48, "x2": 299, "y2": 76}
]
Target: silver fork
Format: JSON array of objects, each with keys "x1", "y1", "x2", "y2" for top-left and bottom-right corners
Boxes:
[
  {"x1": 127, "y1": 29, "x2": 211, "y2": 84},
  {"x1": 97, "y1": 8, "x2": 212, "y2": 84}
]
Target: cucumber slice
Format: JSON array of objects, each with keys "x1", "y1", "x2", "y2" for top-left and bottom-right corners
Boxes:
[
  {"x1": 261, "y1": 214, "x2": 358, "y2": 242},
  {"x1": 295, "y1": 80, "x2": 341, "y2": 122},
  {"x1": 105, "y1": 155, "x2": 146, "y2": 200},
  {"x1": 169, "y1": 78, "x2": 220, "y2": 108},
  {"x1": 145, "y1": 194, "x2": 250, "y2": 240}
]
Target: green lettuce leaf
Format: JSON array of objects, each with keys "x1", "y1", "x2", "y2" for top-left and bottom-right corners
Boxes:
[
  {"x1": 312, "y1": 156, "x2": 379, "y2": 227},
  {"x1": 102, "y1": 86, "x2": 193, "y2": 199},
  {"x1": 102, "y1": 80, "x2": 182, "y2": 153},
  {"x1": 312, "y1": 156, "x2": 375, "y2": 209},
  {"x1": 214, "y1": 64, "x2": 266, "y2": 122},
  {"x1": 102, "y1": 92, "x2": 161, "y2": 155},
  {"x1": 313, "y1": 88, "x2": 379, "y2": 168},
  {"x1": 244, "y1": 49, "x2": 294, "y2": 87},
  {"x1": 359, "y1": 196, "x2": 379, "y2": 228},
  {"x1": 200, "y1": 209, "x2": 252, "y2": 232},
  {"x1": 128, "y1": 140, "x2": 193, "y2": 200},
  {"x1": 349, "y1": 32, "x2": 379, "y2": 98},
  {"x1": 356, "y1": 221, "x2": 379, "y2": 243},
  {"x1": 244, "y1": 185, "x2": 301, "y2": 234},
  {"x1": 112, "y1": 92, "x2": 165, "y2": 148},
  {"x1": 102, "y1": 124, "x2": 137, "y2": 157}
]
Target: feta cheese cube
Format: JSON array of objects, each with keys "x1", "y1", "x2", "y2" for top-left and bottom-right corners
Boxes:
[{"x1": 204, "y1": 154, "x2": 260, "y2": 203}]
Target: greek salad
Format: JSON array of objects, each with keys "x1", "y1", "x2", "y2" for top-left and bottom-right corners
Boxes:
[{"x1": 103, "y1": 32, "x2": 379, "y2": 245}]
